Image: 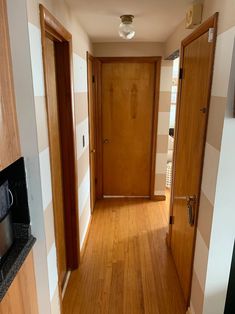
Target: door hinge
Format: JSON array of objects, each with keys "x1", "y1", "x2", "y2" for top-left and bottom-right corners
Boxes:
[
  {"x1": 208, "y1": 28, "x2": 214, "y2": 43},
  {"x1": 169, "y1": 215, "x2": 174, "y2": 225},
  {"x1": 179, "y1": 68, "x2": 184, "y2": 80},
  {"x1": 92, "y1": 75, "x2": 95, "y2": 83}
]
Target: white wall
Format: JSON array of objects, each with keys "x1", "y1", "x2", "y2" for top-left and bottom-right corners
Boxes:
[
  {"x1": 93, "y1": 42, "x2": 164, "y2": 57},
  {"x1": 6, "y1": 0, "x2": 51, "y2": 312},
  {"x1": 203, "y1": 29, "x2": 235, "y2": 314}
]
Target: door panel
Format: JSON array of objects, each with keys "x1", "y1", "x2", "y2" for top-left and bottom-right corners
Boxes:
[
  {"x1": 171, "y1": 25, "x2": 217, "y2": 303},
  {"x1": 45, "y1": 37, "x2": 67, "y2": 287},
  {"x1": 87, "y1": 55, "x2": 96, "y2": 211},
  {"x1": 102, "y1": 62, "x2": 155, "y2": 196}
]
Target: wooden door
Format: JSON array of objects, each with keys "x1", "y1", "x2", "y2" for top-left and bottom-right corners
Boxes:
[
  {"x1": 87, "y1": 54, "x2": 96, "y2": 211},
  {"x1": 45, "y1": 36, "x2": 67, "y2": 288},
  {"x1": 0, "y1": 0, "x2": 21, "y2": 171},
  {"x1": 101, "y1": 61, "x2": 156, "y2": 196},
  {"x1": 170, "y1": 15, "x2": 218, "y2": 304}
]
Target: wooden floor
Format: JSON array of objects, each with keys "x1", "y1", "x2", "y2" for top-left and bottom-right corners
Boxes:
[{"x1": 63, "y1": 195, "x2": 186, "y2": 314}]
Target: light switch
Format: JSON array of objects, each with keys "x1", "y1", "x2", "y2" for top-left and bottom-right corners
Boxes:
[{"x1": 82, "y1": 135, "x2": 85, "y2": 148}]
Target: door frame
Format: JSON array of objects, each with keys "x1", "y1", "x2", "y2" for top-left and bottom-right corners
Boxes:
[
  {"x1": 94, "y1": 56, "x2": 161, "y2": 199},
  {"x1": 86, "y1": 52, "x2": 97, "y2": 212},
  {"x1": 168, "y1": 13, "x2": 218, "y2": 305},
  {"x1": 40, "y1": 3, "x2": 80, "y2": 294}
]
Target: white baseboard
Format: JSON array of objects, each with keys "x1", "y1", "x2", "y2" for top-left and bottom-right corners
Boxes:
[
  {"x1": 62, "y1": 271, "x2": 71, "y2": 299},
  {"x1": 186, "y1": 305, "x2": 195, "y2": 314}
]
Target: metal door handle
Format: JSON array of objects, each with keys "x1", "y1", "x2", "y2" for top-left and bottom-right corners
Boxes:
[
  {"x1": 103, "y1": 139, "x2": 110, "y2": 144},
  {"x1": 174, "y1": 195, "x2": 196, "y2": 226},
  {"x1": 174, "y1": 196, "x2": 188, "y2": 200},
  {"x1": 174, "y1": 195, "x2": 196, "y2": 201},
  {"x1": 188, "y1": 203, "x2": 194, "y2": 226}
]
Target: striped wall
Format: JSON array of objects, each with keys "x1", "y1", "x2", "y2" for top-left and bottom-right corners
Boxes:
[
  {"x1": 190, "y1": 24, "x2": 235, "y2": 314},
  {"x1": 25, "y1": 0, "x2": 92, "y2": 313},
  {"x1": 27, "y1": 21, "x2": 60, "y2": 313},
  {"x1": 154, "y1": 60, "x2": 173, "y2": 196},
  {"x1": 164, "y1": 2, "x2": 235, "y2": 313}
]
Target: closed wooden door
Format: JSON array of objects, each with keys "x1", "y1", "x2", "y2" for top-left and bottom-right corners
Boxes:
[
  {"x1": 87, "y1": 54, "x2": 96, "y2": 211},
  {"x1": 45, "y1": 37, "x2": 67, "y2": 288},
  {"x1": 170, "y1": 16, "x2": 217, "y2": 304},
  {"x1": 102, "y1": 61, "x2": 156, "y2": 196}
]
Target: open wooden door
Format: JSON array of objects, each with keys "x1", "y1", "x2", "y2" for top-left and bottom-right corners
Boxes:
[{"x1": 169, "y1": 14, "x2": 218, "y2": 305}]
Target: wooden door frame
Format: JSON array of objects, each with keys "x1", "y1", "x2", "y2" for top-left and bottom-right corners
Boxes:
[
  {"x1": 86, "y1": 52, "x2": 97, "y2": 212},
  {"x1": 94, "y1": 56, "x2": 161, "y2": 199},
  {"x1": 40, "y1": 3, "x2": 80, "y2": 292},
  {"x1": 168, "y1": 13, "x2": 219, "y2": 305}
]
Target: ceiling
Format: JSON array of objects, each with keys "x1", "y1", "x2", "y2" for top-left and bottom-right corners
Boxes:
[{"x1": 65, "y1": 0, "x2": 194, "y2": 42}]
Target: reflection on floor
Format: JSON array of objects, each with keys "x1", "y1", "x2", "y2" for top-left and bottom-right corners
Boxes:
[{"x1": 63, "y1": 196, "x2": 186, "y2": 314}]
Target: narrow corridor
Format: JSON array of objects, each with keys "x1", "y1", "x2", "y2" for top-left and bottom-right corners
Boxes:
[{"x1": 63, "y1": 194, "x2": 185, "y2": 314}]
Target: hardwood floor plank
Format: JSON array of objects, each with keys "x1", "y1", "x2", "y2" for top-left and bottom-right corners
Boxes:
[{"x1": 63, "y1": 199, "x2": 186, "y2": 314}]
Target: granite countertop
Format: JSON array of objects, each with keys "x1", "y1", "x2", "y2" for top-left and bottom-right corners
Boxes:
[{"x1": 0, "y1": 223, "x2": 36, "y2": 301}]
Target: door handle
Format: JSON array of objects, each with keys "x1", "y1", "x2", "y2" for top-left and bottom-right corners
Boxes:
[
  {"x1": 103, "y1": 139, "x2": 110, "y2": 144},
  {"x1": 174, "y1": 195, "x2": 197, "y2": 226}
]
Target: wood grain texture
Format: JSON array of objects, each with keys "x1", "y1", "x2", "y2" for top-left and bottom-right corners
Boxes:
[
  {"x1": 63, "y1": 198, "x2": 186, "y2": 314},
  {"x1": 101, "y1": 61, "x2": 156, "y2": 196},
  {"x1": 40, "y1": 4, "x2": 80, "y2": 286},
  {"x1": 44, "y1": 36, "x2": 67, "y2": 287},
  {"x1": 0, "y1": 252, "x2": 38, "y2": 314},
  {"x1": 87, "y1": 52, "x2": 97, "y2": 212},
  {"x1": 0, "y1": 0, "x2": 21, "y2": 170},
  {"x1": 169, "y1": 14, "x2": 218, "y2": 305}
]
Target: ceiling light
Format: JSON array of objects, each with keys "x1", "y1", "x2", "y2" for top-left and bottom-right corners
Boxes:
[{"x1": 119, "y1": 15, "x2": 135, "y2": 40}]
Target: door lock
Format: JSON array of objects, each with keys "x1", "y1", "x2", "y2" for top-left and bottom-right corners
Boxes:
[{"x1": 174, "y1": 195, "x2": 197, "y2": 226}]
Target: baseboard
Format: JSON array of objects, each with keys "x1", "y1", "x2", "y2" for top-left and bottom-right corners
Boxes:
[
  {"x1": 80, "y1": 214, "x2": 93, "y2": 258},
  {"x1": 186, "y1": 307, "x2": 193, "y2": 314},
  {"x1": 151, "y1": 195, "x2": 166, "y2": 201},
  {"x1": 62, "y1": 270, "x2": 71, "y2": 299}
]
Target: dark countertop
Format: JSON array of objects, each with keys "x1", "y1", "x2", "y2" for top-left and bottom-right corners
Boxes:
[{"x1": 0, "y1": 223, "x2": 36, "y2": 301}]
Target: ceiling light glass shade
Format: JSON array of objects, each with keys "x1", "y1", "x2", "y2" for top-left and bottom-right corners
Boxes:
[{"x1": 119, "y1": 15, "x2": 135, "y2": 40}]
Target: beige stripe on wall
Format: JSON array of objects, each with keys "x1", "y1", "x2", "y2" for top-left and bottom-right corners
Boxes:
[
  {"x1": 206, "y1": 96, "x2": 227, "y2": 151},
  {"x1": 154, "y1": 62, "x2": 172, "y2": 195},
  {"x1": 44, "y1": 202, "x2": 56, "y2": 254},
  {"x1": 79, "y1": 196, "x2": 91, "y2": 245},
  {"x1": 156, "y1": 134, "x2": 169, "y2": 153},
  {"x1": 34, "y1": 96, "x2": 49, "y2": 152},
  {"x1": 77, "y1": 146, "x2": 90, "y2": 186},
  {"x1": 197, "y1": 191, "x2": 214, "y2": 249},
  {"x1": 190, "y1": 270, "x2": 204, "y2": 314},
  {"x1": 74, "y1": 92, "x2": 89, "y2": 124},
  {"x1": 159, "y1": 91, "x2": 171, "y2": 112}
]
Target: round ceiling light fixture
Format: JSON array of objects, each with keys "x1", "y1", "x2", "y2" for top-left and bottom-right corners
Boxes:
[{"x1": 119, "y1": 15, "x2": 135, "y2": 40}]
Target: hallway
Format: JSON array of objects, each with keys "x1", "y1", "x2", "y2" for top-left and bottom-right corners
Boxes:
[{"x1": 63, "y1": 195, "x2": 186, "y2": 314}]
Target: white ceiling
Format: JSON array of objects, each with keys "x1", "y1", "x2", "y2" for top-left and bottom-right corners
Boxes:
[{"x1": 65, "y1": 0, "x2": 194, "y2": 42}]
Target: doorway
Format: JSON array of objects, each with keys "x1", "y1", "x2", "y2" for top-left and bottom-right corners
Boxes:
[
  {"x1": 40, "y1": 5, "x2": 80, "y2": 298},
  {"x1": 166, "y1": 56, "x2": 179, "y2": 194},
  {"x1": 95, "y1": 57, "x2": 161, "y2": 198},
  {"x1": 169, "y1": 13, "x2": 218, "y2": 305}
]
